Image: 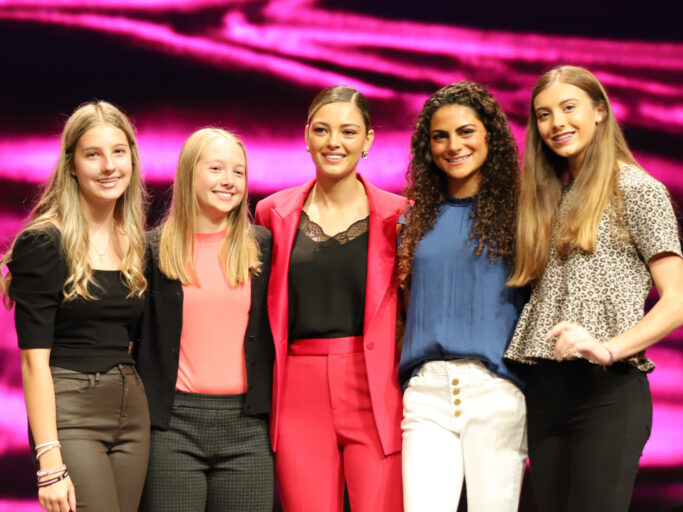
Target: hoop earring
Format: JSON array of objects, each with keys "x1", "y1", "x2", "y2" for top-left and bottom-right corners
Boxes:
[
  {"x1": 305, "y1": 146, "x2": 311, "y2": 154},
  {"x1": 362, "y1": 150, "x2": 369, "y2": 159}
]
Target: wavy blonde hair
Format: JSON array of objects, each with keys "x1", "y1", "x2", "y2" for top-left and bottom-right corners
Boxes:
[
  {"x1": 508, "y1": 65, "x2": 638, "y2": 286},
  {"x1": 158, "y1": 128, "x2": 261, "y2": 286},
  {"x1": 1, "y1": 101, "x2": 147, "y2": 304}
]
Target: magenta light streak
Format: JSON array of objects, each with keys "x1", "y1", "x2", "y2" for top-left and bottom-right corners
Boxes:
[
  {"x1": 0, "y1": 501, "x2": 42, "y2": 512},
  {"x1": 639, "y1": 102, "x2": 683, "y2": 129},
  {"x1": 225, "y1": 17, "x2": 681, "y2": 100},
  {"x1": 644, "y1": 345, "x2": 683, "y2": 466},
  {"x1": 0, "y1": 386, "x2": 29, "y2": 453},
  {"x1": 592, "y1": 70, "x2": 683, "y2": 98},
  {"x1": 2, "y1": 3, "x2": 680, "y2": 136},
  {"x1": 0, "y1": 131, "x2": 415, "y2": 191},
  {"x1": 260, "y1": 3, "x2": 683, "y2": 71},
  {"x1": 221, "y1": 12, "x2": 466, "y2": 88},
  {"x1": 649, "y1": 345, "x2": 683, "y2": 401},
  {"x1": 0, "y1": 0, "x2": 250, "y2": 7},
  {"x1": 217, "y1": 13, "x2": 683, "y2": 133},
  {"x1": 643, "y1": 403, "x2": 683, "y2": 466},
  {"x1": 2, "y1": 132, "x2": 682, "y2": 196},
  {"x1": 0, "y1": 10, "x2": 397, "y2": 99}
]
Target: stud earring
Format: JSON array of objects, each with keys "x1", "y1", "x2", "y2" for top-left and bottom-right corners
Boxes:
[
  {"x1": 362, "y1": 150, "x2": 369, "y2": 159},
  {"x1": 305, "y1": 145, "x2": 311, "y2": 154}
]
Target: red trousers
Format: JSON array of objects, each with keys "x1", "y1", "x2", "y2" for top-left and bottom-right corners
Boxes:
[{"x1": 275, "y1": 337, "x2": 403, "y2": 512}]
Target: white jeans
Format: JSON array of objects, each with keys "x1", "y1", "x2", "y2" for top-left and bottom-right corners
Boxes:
[{"x1": 402, "y1": 359, "x2": 527, "y2": 512}]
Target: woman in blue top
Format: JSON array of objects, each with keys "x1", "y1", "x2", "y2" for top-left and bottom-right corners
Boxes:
[{"x1": 397, "y1": 81, "x2": 528, "y2": 511}]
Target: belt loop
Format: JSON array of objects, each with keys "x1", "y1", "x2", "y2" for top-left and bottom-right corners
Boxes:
[
  {"x1": 87, "y1": 374, "x2": 95, "y2": 388},
  {"x1": 95, "y1": 372, "x2": 101, "y2": 383}
]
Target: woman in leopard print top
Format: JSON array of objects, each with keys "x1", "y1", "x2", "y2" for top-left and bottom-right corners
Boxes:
[{"x1": 505, "y1": 65, "x2": 683, "y2": 512}]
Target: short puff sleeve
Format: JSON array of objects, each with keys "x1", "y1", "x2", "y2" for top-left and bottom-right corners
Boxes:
[
  {"x1": 621, "y1": 170, "x2": 682, "y2": 263},
  {"x1": 8, "y1": 228, "x2": 67, "y2": 349}
]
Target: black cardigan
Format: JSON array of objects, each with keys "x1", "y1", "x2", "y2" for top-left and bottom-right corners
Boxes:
[{"x1": 135, "y1": 225, "x2": 275, "y2": 429}]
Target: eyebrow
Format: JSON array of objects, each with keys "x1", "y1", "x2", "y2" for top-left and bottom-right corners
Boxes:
[
  {"x1": 80, "y1": 142, "x2": 128, "y2": 151},
  {"x1": 535, "y1": 98, "x2": 579, "y2": 112},
  {"x1": 430, "y1": 123, "x2": 477, "y2": 133},
  {"x1": 204, "y1": 159, "x2": 245, "y2": 167},
  {"x1": 312, "y1": 121, "x2": 362, "y2": 128}
]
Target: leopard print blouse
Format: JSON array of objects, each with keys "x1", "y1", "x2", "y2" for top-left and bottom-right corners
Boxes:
[{"x1": 505, "y1": 165, "x2": 682, "y2": 372}]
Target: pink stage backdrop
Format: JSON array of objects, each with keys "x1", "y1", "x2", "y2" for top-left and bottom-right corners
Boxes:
[{"x1": 0, "y1": 1, "x2": 682, "y2": 507}]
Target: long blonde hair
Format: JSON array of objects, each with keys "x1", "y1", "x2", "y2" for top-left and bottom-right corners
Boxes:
[
  {"x1": 158, "y1": 128, "x2": 261, "y2": 286},
  {"x1": 1, "y1": 101, "x2": 147, "y2": 303},
  {"x1": 508, "y1": 65, "x2": 638, "y2": 286}
]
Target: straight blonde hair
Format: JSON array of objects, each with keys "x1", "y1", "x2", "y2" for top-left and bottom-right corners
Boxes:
[
  {"x1": 158, "y1": 128, "x2": 261, "y2": 286},
  {"x1": 508, "y1": 66, "x2": 638, "y2": 286},
  {"x1": 1, "y1": 101, "x2": 147, "y2": 304}
]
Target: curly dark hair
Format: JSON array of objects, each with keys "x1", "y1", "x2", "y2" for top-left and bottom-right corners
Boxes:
[{"x1": 397, "y1": 81, "x2": 520, "y2": 287}]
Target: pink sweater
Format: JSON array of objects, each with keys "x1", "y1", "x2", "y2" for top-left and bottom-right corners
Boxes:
[{"x1": 176, "y1": 230, "x2": 251, "y2": 394}]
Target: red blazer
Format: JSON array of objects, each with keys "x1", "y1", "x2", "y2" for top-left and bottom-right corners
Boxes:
[{"x1": 255, "y1": 174, "x2": 407, "y2": 456}]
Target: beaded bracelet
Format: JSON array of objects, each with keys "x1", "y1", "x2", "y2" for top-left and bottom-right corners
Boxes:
[
  {"x1": 37, "y1": 465, "x2": 66, "y2": 478},
  {"x1": 37, "y1": 470, "x2": 69, "y2": 488}
]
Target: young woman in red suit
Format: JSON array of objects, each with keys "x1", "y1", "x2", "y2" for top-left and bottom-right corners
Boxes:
[{"x1": 255, "y1": 86, "x2": 406, "y2": 512}]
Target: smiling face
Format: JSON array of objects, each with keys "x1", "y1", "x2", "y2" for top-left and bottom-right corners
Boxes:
[
  {"x1": 305, "y1": 101, "x2": 374, "y2": 181},
  {"x1": 72, "y1": 123, "x2": 133, "y2": 208},
  {"x1": 429, "y1": 104, "x2": 488, "y2": 198},
  {"x1": 194, "y1": 135, "x2": 246, "y2": 231},
  {"x1": 533, "y1": 81, "x2": 605, "y2": 175}
]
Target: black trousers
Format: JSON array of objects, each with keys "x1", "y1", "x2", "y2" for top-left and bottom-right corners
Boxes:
[
  {"x1": 525, "y1": 360, "x2": 652, "y2": 512},
  {"x1": 140, "y1": 391, "x2": 274, "y2": 512}
]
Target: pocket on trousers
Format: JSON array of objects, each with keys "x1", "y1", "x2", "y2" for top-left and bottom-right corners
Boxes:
[
  {"x1": 52, "y1": 369, "x2": 95, "y2": 430},
  {"x1": 405, "y1": 372, "x2": 422, "y2": 390},
  {"x1": 51, "y1": 367, "x2": 92, "y2": 395}
]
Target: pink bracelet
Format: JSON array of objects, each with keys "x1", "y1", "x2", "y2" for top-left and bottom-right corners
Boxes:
[
  {"x1": 37, "y1": 465, "x2": 66, "y2": 478},
  {"x1": 37, "y1": 470, "x2": 69, "y2": 488}
]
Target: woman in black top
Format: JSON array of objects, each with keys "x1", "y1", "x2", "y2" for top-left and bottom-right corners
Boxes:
[
  {"x1": 255, "y1": 86, "x2": 406, "y2": 512},
  {"x1": 1, "y1": 101, "x2": 149, "y2": 512}
]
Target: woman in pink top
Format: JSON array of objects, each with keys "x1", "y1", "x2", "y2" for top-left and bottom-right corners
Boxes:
[{"x1": 136, "y1": 128, "x2": 275, "y2": 511}]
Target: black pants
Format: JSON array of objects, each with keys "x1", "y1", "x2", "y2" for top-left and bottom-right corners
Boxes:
[
  {"x1": 525, "y1": 360, "x2": 652, "y2": 512},
  {"x1": 140, "y1": 391, "x2": 274, "y2": 512}
]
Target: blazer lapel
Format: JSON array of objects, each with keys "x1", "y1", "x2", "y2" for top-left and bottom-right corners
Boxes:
[
  {"x1": 268, "y1": 179, "x2": 315, "y2": 350},
  {"x1": 361, "y1": 176, "x2": 399, "y2": 335}
]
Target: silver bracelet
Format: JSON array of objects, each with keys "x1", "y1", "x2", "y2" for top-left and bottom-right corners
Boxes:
[
  {"x1": 34, "y1": 440, "x2": 60, "y2": 451},
  {"x1": 37, "y1": 464, "x2": 66, "y2": 477},
  {"x1": 36, "y1": 443, "x2": 61, "y2": 459}
]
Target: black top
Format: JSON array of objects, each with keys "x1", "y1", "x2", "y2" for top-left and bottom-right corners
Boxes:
[
  {"x1": 9, "y1": 226, "x2": 144, "y2": 373},
  {"x1": 288, "y1": 211, "x2": 369, "y2": 340},
  {"x1": 135, "y1": 225, "x2": 275, "y2": 428}
]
